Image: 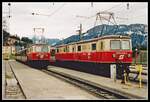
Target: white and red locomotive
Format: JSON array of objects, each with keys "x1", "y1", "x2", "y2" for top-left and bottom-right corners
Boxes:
[
  {"x1": 16, "y1": 44, "x2": 51, "y2": 68},
  {"x1": 52, "y1": 35, "x2": 133, "y2": 78}
]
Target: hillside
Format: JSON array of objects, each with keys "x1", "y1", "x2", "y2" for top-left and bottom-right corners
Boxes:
[
  {"x1": 46, "y1": 38, "x2": 60, "y2": 46},
  {"x1": 55, "y1": 24, "x2": 147, "y2": 50}
]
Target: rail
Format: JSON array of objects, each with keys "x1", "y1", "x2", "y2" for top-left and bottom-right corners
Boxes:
[{"x1": 42, "y1": 69, "x2": 144, "y2": 99}]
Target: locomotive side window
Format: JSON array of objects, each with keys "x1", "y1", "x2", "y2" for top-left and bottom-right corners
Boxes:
[
  {"x1": 101, "y1": 42, "x2": 104, "y2": 50},
  {"x1": 63, "y1": 48, "x2": 66, "y2": 52},
  {"x1": 91, "y1": 43, "x2": 96, "y2": 51},
  {"x1": 78, "y1": 45, "x2": 81, "y2": 52},
  {"x1": 72, "y1": 47, "x2": 75, "y2": 52},
  {"x1": 110, "y1": 40, "x2": 121, "y2": 50},
  {"x1": 122, "y1": 40, "x2": 130, "y2": 50},
  {"x1": 57, "y1": 49, "x2": 59, "y2": 53},
  {"x1": 72, "y1": 45, "x2": 76, "y2": 52}
]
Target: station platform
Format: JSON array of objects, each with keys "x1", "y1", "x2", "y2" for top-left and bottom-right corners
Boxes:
[
  {"x1": 47, "y1": 65, "x2": 148, "y2": 99},
  {"x1": 7, "y1": 61, "x2": 98, "y2": 100},
  {"x1": 2, "y1": 60, "x2": 6, "y2": 99}
]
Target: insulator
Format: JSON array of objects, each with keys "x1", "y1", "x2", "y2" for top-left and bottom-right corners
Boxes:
[
  {"x1": 127, "y1": 3, "x2": 129, "y2": 10},
  {"x1": 91, "y1": 2, "x2": 93, "y2": 7},
  {"x1": 8, "y1": 3, "x2": 11, "y2": 6}
]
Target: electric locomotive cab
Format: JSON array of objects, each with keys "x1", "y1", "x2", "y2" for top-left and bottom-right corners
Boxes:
[
  {"x1": 27, "y1": 44, "x2": 51, "y2": 61},
  {"x1": 26, "y1": 44, "x2": 51, "y2": 68},
  {"x1": 108, "y1": 36, "x2": 132, "y2": 79},
  {"x1": 109, "y1": 36, "x2": 132, "y2": 63}
]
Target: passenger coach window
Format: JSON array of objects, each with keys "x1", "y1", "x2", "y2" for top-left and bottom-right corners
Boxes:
[
  {"x1": 92, "y1": 43, "x2": 96, "y2": 51},
  {"x1": 110, "y1": 40, "x2": 120, "y2": 50},
  {"x1": 122, "y1": 40, "x2": 130, "y2": 50},
  {"x1": 78, "y1": 45, "x2": 81, "y2": 51}
]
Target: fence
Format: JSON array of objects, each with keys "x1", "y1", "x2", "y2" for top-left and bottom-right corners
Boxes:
[{"x1": 132, "y1": 50, "x2": 148, "y2": 65}]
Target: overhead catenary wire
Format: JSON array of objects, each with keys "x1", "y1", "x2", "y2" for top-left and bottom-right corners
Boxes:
[
  {"x1": 76, "y1": 4, "x2": 124, "y2": 36},
  {"x1": 76, "y1": 3, "x2": 128, "y2": 23},
  {"x1": 48, "y1": 3, "x2": 66, "y2": 17},
  {"x1": 32, "y1": 3, "x2": 66, "y2": 17},
  {"x1": 102, "y1": 3, "x2": 123, "y2": 13}
]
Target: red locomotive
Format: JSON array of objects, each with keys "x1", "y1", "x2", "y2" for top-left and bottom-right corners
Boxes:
[
  {"x1": 52, "y1": 35, "x2": 133, "y2": 78},
  {"x1": 16, "y1": 44, "x2": 51, "y2": 68}
]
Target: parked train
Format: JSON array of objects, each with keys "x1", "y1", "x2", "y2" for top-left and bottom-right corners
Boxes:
[
  {"x1": 15, "y1": 35, "x2": 133, "y2": 78},
  {"x1": 52, "y1": 35, "x2": 133, "y2": 78},
  {"x1": 16, "y1": 44, "x2": 51, "y2": 68}
]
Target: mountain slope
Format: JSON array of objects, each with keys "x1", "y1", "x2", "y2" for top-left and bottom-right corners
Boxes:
[{"x1": 55, "y1": 24, "x2": 147, "y2": 49}]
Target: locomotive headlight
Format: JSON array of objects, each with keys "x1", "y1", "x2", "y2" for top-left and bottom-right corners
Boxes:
[
  {"x1": 40, "y1": 55, "x2": 44, "y2": 58},
  {"x1": 112, "y1": 54, "x2": 116, "y2": 58},
  {"x1": 127, "y1": 54, "x2": 131, "y2": 58}
]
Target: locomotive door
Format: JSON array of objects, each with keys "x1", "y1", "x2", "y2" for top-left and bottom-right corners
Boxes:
[{"x1": 50, "y1": 49, "x2": 56, "y2": 62}]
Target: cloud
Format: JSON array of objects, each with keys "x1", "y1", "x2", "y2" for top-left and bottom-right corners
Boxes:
[{"x1": 3, "y1": 2, "x2": 148, "y2": 39}]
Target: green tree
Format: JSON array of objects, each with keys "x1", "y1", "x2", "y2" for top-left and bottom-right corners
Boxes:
[
  {"x1": 21, "y1": 37, "x2": 33, "y2": 44},
  {"x1": 3, "y1": 30, "x2": 10, "y2": 45},
  {"x1": 10, "y1": 35, "x2": 20, "y2": 40}
]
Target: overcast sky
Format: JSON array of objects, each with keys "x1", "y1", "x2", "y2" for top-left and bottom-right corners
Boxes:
[{"x1": 2, "y1": 2, "x2": 148, "y2": 39}]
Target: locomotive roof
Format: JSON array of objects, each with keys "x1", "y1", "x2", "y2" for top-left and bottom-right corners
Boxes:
[
  {"x1": 16, "y1": 44, "x2": 50, "y2": 53},
  {"x1": 56, "y1": 35, "x2": 131, "y2": 48}
]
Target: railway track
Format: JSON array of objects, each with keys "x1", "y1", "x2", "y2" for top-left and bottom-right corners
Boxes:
[
  {"x1": 16, "y1": 59, "x2": 147, "y2": 85},
  {"x1": 49, "y1": 63, "x2": 147, "y2": 85},
  {"x1": 42, "y1": 69, "x2": 143, "y2": 99},
  {"x1": 129, "y1": 66, "x2": 147, "y2": 84}
]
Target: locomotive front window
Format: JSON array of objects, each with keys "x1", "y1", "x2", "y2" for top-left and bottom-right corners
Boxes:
[
  {"x1": 110, "y1": 40, "x2": 120, "y2": 50},
  {"x1": 42, "y1": 46, "x2": 49, "y2": 52},
  {"x1": 122, "y1": 40, "x2": 130, "y2": 50},
  {"x1": 36, "y1": 46, "x2": 42, "y2": 52},
  {"x1": 35, "y1": 45, "x2": 49, "y2": 52}
]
